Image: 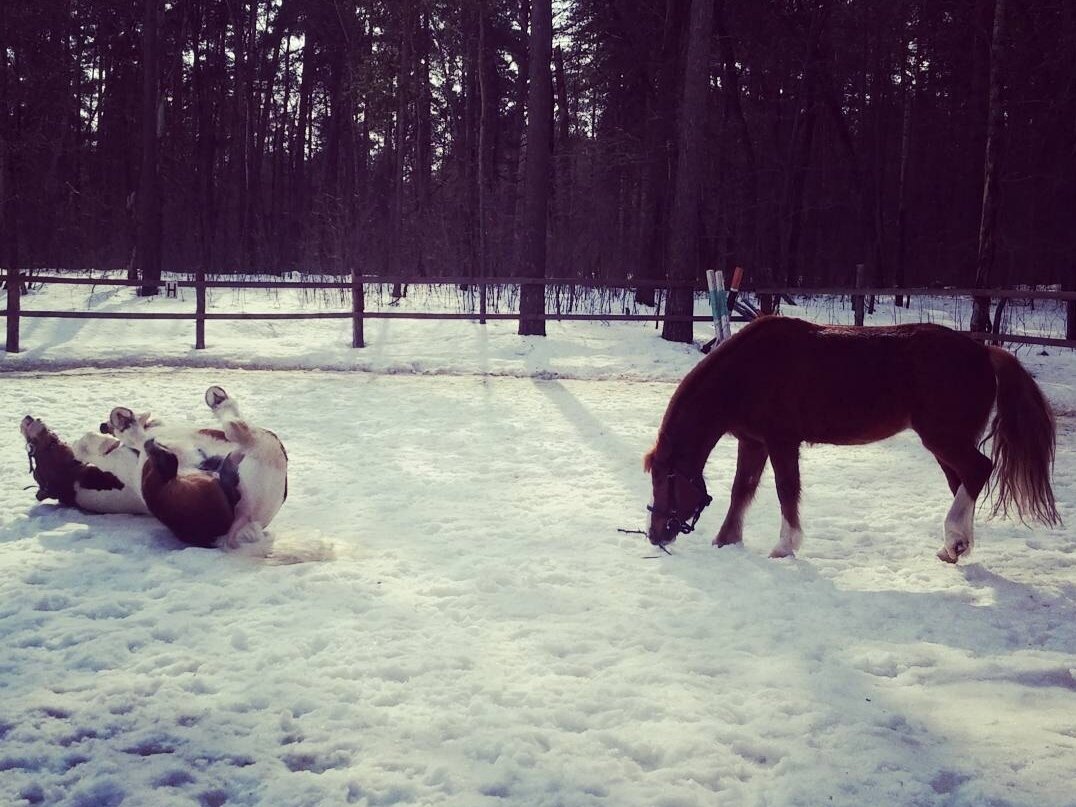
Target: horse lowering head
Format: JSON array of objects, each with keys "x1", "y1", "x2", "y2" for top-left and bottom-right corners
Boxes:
[{"x1": 643, "y1": 445, "x2": 712, "y2": 548}]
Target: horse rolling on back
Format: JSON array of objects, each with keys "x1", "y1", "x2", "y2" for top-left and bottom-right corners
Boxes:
[
  {"x1": 644, "y1": 316, "x2": 1060, "y2": 562},
  {"x1": 106, "y1": 385, "x2": 288, "y2": 549}
]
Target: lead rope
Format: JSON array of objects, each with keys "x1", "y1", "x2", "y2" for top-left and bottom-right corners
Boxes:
[{"x1": 24, "y1": 444, "x2": 39, "y2": 490}]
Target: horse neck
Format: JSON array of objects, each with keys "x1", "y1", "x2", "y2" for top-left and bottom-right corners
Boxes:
[{"x1": 661, "y1": 384, "x2": 727, "y2": 476}]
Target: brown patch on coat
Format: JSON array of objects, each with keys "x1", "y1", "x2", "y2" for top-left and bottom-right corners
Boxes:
[{"x1": 140, "y1": 440, "x2": 233, "y2": 548}]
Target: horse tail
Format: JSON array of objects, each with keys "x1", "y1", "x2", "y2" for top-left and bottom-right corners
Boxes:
[{"x1": 985, "y1": 346, "x2": 1060, "y2": 526}]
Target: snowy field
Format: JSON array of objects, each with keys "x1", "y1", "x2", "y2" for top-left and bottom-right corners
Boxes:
[{"x1": 1, "y1": 283, "x2": 1075, "y2": 807}]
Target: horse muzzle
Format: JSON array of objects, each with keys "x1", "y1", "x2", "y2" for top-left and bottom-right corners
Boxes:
[{"x1": 646, "y1": 518, "x2": 680, "y2": 547}]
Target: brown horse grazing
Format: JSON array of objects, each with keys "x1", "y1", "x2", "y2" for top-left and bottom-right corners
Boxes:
[{"x1": 644, "y1": 316, "x2": 1060, "y2": 562}]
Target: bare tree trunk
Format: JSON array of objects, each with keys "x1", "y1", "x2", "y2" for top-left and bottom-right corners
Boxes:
[
  {"x1": 292, "y1": 28, "x2": 315, "y2": 268},
  {"x1": 634, "y1": 0, "x2": 682, "y2": 308},
  {"x1": 662, "y1": 0, "x2": 714, "y2": 343},
  {"x1": 518, "y1": 0, "x2": 553, "y2": 336},
  {"x1": 895, "y1": 5, "x2": 918, "y2": 307},
  {"x1": 415, "y1": 10, "x2": 432, "y2": 211},
  {"x1": 716, "y1": 0, "x2": 758, "y2": 270},
  {"x1": 0, "y1": 0, "x2": 19, "y2": 288},
  {"x1": 477, "y1": 6, "x2": 489, "y2": 320},
  {"x1": 553, "y1": 45, "x2": 570, "y2": 145},
  {"x1": 972, "y1": 0, "x2": 1006, "y2": 334},
  {"x1": 780, "y1": 5, "x2": 828, "y2": 290},
  {"x1": 137, "y1": 0, "x2": 162, "y2": 295},
  {"x1": 392, "y1": 3, "x2": 413, "y2": 298}
]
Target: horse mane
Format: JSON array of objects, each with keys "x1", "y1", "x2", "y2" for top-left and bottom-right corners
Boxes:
[{"x1": 644, "y1": 317, "x2": 779, "y2": 471}]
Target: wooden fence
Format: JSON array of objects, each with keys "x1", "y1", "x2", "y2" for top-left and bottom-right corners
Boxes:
[{"x1": 3, "y1": 267, "x2": 1075, "y2": 353}]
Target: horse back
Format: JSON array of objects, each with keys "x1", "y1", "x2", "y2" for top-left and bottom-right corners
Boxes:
[{"x1": 717, "y1": 318, "x2": 994, "y2": 445}]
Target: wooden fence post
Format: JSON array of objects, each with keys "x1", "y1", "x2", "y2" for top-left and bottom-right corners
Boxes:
[
  {"x1": 195, "y1": 268, "x2": 206, "y2": 349},
  {"x1": 852, "y1": 263, "x2": 866, "y2": 326},
  {"x1": 351, "y1": 267, "x2": 364, "y2": 348},
  {"x1": 5, "y1": 265, "x2": 20, "y2": 352}
]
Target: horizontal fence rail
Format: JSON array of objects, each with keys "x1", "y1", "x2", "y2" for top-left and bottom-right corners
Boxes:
[{"x1": 2, "y1": 269, "x2": 1074, "y2": 353}]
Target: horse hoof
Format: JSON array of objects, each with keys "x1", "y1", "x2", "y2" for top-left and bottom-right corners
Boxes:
[
  {"x1": 769, "y1": 546, "x2": 795, "y2": 559},
  {"x1": 936, "y1": 546, "x2": 959, "y2": 563},
  {"x1": 713, "y1": 536, "x2": 743, "y2": 548},
  {"x1": 205, "y1": 386, "x2": 229, "y2": 410},
  {"x1": 109, "y1": 407, "x2": 136, "y2": 433}
]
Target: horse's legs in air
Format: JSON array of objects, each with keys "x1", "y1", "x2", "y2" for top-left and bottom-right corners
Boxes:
[
  {"x1": 206, "y1": 386, "x2": 253, "y2": 444},
  {"x1": 714, "y1": 438, "x2": 768, "y2": 547},
  {"x1": 768, "y1": 441, "x2": 803, "y2": 558},
  {"x1": 925, "y1": 439, "x2": 993, "y2": 562},
  {"x1": 206, "y1": 386, "x2": 268, "y2": 547}
]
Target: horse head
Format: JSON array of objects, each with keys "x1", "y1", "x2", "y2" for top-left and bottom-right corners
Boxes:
[
  {"x1": 643, "y1": 444, "x2": 712, "y2": 548},
  {"x1": 100, "y1": 409, "x2": 158, "y2": 437},
  {"x1": 21, "y1": 416, "x2": 84, "y2": 504}
]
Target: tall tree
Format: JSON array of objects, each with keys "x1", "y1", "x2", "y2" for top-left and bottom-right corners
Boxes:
[
  {"x1": 137, "y1": 0, "x2": 162, "y2": 294},
  {"x1": 971, "y1": 0, "x2": 1007, "y2": 333},
  {"x1": 662, "y1": 0, "x2": 713, "y2": 343},
  {"x1": 518, "y1": 0, "x2": 553, "y2": 336}
]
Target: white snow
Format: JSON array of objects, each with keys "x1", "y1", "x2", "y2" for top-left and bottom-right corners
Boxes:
[{"x1": 1, "y1": 282, "x2": 1074, "y2": 807}]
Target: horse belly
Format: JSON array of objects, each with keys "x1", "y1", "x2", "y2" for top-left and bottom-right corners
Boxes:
[
  {"x1": 801, "y1": 401, "x2": 910, "y2": 445},
  {"x1": 236, "y1": 458, "x2": 287, "y2": 526},
  {"x1": 75, "y1": 484, "x2": 151, "y2": 515}
]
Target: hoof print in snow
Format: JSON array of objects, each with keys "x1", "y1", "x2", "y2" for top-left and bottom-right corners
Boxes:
[
  {"x1": 199, "y1": 790, "x2": 229, "y2": 807},
  {"x1": 156, "y1": 769, "x2": 196, "y2": 788},
  {"x1": 282, "y1": 750, "x2": 350, "y2": 774},
  {"x1": 123, "y1": 739, "x2": 175, "y2": 757}
]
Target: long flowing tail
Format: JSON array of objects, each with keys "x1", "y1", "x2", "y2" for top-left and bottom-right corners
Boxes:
[{"x1": 986, "y1": 347, "x2": 1060, "y2": 526}]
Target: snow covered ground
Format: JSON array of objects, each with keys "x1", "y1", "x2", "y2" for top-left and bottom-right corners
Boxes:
[{"x1": 1, "y1": 283, "x2": 1074, "y2": 807}]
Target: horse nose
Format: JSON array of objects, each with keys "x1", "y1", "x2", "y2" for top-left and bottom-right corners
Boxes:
[
  {"x1": 99, "y1": 421, "x2": 112, "y2": 434},
  {"x1": 648, "y1": 525, "x2": 676, "y2": 546}
]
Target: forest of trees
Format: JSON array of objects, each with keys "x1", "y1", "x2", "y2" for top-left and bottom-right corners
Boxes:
[{"x1": 2, "y1": 0, "x2": 1074, "y2": 305}]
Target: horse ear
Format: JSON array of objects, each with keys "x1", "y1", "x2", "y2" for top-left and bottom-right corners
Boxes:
[
  {"x1": 110, "y1": 407, "x2": 136, "y2": 433},
  {"x1": 643, "y1": 448, "x2": 656, "y2": 473}
]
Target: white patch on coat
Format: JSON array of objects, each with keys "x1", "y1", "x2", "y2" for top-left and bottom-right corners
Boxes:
[
  {"x1": 70, "y1": 432, "x2": 149, "y2": 515},
  {"x1": 941, "y1": 485, "x2": 976, "y2": 561},
  {"x1": 770, "y1": 516, "x2": 803, "y2": 559}
]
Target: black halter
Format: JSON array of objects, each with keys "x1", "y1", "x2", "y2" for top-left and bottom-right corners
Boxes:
[{"x1": 648, "y1": 469, "x2": 713, "y2": 536}]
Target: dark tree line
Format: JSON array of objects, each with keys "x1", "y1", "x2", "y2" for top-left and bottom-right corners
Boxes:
[{"x1": 2, "y1": 0, "x2": 1074, "y2": 320}]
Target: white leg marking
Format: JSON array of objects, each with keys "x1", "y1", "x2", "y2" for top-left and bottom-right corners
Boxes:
[
  {"x1": 939, "y1": 485, "x2": 975, "y2": 562},
  {"x1": 770, "y1": 516, "x2": 803, "y2": 559}
]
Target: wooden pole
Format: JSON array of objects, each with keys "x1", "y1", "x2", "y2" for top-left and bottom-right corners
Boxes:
[
  {"x1": 195, "y1": 268, "x2": 206, "y2": 349},
  {"x1": 1066, "y1": 275, "x2": 1076, "y2": 342},
  {"x1": 5, "y1": 265, "x2": 20, "y2": 352},
  {"x1": 351, "y1": 266, "x2": 364, "y2": 348},
  {"x1": 853, "y1": 263, "x2": 866, "y2": 326}
]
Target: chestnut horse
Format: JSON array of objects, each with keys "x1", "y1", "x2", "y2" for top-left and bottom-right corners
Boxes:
[{"x1": 644, "y1": 316, "x2": 1060, "y2": 562}]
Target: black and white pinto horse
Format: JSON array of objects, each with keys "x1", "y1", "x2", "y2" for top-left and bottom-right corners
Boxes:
[{"x1": 24, "y1": 386, "x2": 287, "y2": 550}]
